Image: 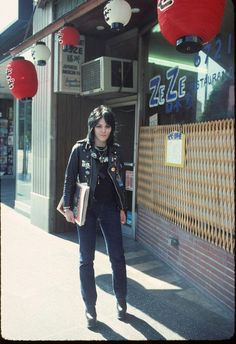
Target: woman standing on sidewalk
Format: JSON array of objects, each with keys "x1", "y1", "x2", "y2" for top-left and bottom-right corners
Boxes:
[{"x1": 62, "y1": 105, "x2": 127, "y2": 329}]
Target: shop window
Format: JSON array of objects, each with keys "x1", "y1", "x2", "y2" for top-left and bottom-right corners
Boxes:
[
  {"x1": 0, "y1": 100, "x2": 14, "y2": 176},
  {"x1": 16, "y1": 101, "x2": 32, "y2": 205},
  {"x1": 144, "y1": 1, "x2": 234, "y2": 125}
]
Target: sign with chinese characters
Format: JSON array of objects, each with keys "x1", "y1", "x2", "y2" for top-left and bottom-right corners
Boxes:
[
  {"x1": 165, "y1": 130, "x2": 185, "y2": 168},
  {"x1": 149, "y1": 113, "x2": 158, "y2": 126},
  {"x1": 54, "y1": 35, "x2": 85, "y2": 94}
]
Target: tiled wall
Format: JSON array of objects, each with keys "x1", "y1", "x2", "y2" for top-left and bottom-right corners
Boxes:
[{"x1": 137, "y1": 206, "x2": 235, "y2": 311}]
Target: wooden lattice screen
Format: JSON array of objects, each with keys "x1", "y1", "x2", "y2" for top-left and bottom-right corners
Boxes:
[{"x1": 137, "y1": 119, "x2": 235, "y2": 254}]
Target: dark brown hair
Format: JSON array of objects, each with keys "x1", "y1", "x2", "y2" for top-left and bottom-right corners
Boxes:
[{"x1": 87, "y1": 105, "x2": 116, "y2": 146}]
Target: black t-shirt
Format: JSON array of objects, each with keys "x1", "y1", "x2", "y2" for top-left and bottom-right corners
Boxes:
[{"x1": 94, "y1": 162, "x2": 117, "y2": 204}]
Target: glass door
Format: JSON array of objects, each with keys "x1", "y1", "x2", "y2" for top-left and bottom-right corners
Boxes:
[
  {"x1": 110, "y1": 103, "x2": 137, "y2": 238},
  {"x1": 15, "y1": 100, "x2": 32, "y2": 215}
]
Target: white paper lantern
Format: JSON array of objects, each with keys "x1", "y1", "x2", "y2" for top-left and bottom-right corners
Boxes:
[
  {"x1": 31, "y1": 41, "x2": 51, "y2": 66},
  {"x1": 104, "y1": 0, "x2": 132, "y2": 31}
]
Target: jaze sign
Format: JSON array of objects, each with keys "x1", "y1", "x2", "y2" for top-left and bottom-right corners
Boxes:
[{"x1": 54, "y1": 35, "x2": 85, "y2": 94}]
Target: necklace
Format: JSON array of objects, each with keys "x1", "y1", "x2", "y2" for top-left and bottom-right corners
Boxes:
[{"x1": 95, "y1": 146, "x2": 108, "y2": 164}]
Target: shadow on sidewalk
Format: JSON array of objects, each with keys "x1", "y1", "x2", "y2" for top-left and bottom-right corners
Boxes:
[
  {"x1": 95, "y1": 273, "x2": 234, "y2": 341},
  {"x1": 87, "y1": 321, "x2": 127, "y2": 340},
  {"x1": 124, "y1": 313, "x2": 165, "y2": 340},
  {"x1": 90, "y1": 314, "x2": 165, "y2": 340}
]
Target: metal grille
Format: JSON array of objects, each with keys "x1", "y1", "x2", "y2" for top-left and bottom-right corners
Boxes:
[
  {"x1": 137, "y1": 119, "x2": 235, "y2": 254},
  {"x1": 81, "y1": 60, "x2": 101, "y2": 92}
]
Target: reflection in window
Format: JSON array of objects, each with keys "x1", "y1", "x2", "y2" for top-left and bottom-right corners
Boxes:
[
  {"x1": 145, "y1": 1, "x2": 234, "y2": 125},
  {"x1": 196, "y1": 51, "x2": 226, "y2": 120}
]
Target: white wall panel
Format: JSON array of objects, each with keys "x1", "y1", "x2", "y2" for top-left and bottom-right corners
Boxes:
[
  {"x1": 31, "y1": 33, "x2": 52, "y2": 197},
  {"x1": 33, "y1": 2, "x2": 53, "y2": 33},
  {"x1": 30, "y1": 4, "x2": 55, "y2": 230}
]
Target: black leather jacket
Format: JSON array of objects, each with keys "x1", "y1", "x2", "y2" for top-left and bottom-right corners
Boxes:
[{"x1": 63, "y1": 139, "x2": 126, "y2": 210}]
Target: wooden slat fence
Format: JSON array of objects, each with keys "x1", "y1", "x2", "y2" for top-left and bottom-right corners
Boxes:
[{"x1": 137, "y1": 119, "x2": 235, "y2": 254}]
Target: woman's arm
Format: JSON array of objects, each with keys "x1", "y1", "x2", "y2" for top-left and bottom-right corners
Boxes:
[
  {"x1": 120, "y1": 209, "x2": 126, "y2": 225},
  {"x1": 63, "y1": 144, "x2": 79, "y2": 209}
]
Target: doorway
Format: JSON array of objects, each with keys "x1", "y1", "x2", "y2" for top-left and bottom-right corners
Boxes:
[{"x1": 108, "y1": 102, "x2": 138, "y2": 239}]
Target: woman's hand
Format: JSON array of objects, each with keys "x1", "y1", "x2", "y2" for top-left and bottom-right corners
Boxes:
[
  {"x1": 120, "y1": 209, "x2": 126, "y2": 225},
  {"x1": 64, "y1": 209, "x2": 75, "y2": 223}
]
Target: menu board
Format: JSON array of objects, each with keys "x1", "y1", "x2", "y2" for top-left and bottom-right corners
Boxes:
[{"x1": 165, "y1": 131, "x2": 185, "y2": 168}]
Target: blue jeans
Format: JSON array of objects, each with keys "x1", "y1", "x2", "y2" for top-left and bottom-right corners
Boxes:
[{"x1": 77, "y1": 201, "x2": 127, "y2": 310}]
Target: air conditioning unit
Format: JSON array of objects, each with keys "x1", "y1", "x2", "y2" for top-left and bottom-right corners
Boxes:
[{"x1": 81, "y1": 56, "x2": 137, "y2": 95}]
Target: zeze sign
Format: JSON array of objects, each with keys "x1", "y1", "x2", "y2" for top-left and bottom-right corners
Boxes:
[
  {"x1": 149, "y1": 66, "x2": 186, "y2": 108},
  {"x1": 148, "y1": 32, "x2": 233, "y2": 112},
  {"x1": 149, "y1": 63, "x2": 228, "y2": 113}
]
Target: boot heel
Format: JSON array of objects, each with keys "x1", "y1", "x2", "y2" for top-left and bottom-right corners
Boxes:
[
  {"x1": 85, "y1": 308, "x2": 97, "y2": 329},
  {"x1": 117, "y1": 300, "x2": 127, "y2": 320}
]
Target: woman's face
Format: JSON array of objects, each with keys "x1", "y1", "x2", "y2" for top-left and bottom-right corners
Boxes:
[{"x1": 94, "y1": 117, "x2": 112, "y2": 146}]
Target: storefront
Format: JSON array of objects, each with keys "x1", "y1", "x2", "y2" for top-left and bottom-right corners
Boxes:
[
  {"x1": 2, "y1": 0, "x2": 234, "y2": 311},
  {"x1": 136, "y1": 0, "x2": 234, "y2": 311},
  {"x1": 4, "y1": 0, "x2": 155, "y2": 232},
  {"x1": 0, "y1": 0, "x2": 33, "y2": 210}
]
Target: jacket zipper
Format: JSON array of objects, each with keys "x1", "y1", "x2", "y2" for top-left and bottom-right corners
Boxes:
[{"x1": 107, "y1": 168, "x2": 124, "y2": 210}]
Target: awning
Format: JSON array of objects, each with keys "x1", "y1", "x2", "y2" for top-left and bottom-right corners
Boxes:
[{"x1": 9, "y1": 0, "x2": 107, "y2": 56}]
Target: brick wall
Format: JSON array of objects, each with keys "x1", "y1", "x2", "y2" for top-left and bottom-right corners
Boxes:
[{"x1": 137, "y1": 206, "x2": 235, "y2": 311}]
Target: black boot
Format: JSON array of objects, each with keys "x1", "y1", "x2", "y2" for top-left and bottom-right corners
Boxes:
[
  {"x1": 85, "y1": 306, "x2": 97, "y2": 329},
  {"x1": 116, "y1": 299, "x2": 127, "y2": 320}
]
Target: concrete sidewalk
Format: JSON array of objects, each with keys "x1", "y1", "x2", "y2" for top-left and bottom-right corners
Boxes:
[{"x1": 1, "y1": 202, "x2": 235, "y2": 341}]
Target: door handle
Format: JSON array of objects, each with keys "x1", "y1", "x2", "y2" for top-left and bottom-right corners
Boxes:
[{"x1": 124, "y1": 162, "x2": 133, "y2": 167}]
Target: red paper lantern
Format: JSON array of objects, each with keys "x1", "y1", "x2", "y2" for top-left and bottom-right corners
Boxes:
[
  {"x1": 6, "y1": 57, "x2": 38, "y2": 100},
  {"x1": 157, "y1": 0, "x2": 226, "y2": 53},
  {"x1": 58, "y1": 24, "x2": 80, "y2": 52}
]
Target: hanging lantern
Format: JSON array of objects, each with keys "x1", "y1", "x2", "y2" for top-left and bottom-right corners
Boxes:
[
  {"x1": 31, "y1": 41, "x2": 51, "y2": 66},
  {"x1": 104, "y1": 0, "x2": 132, "y2": 31},
  {"x1": 157, "y1": 0, "x2": 226, "y2": 53},
  {"x1": 6, "y1": 57, "x2": 38, "y2": 100},
  {"x1": 58, "y1": 24, "x2": 80, "y2": 52}
]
